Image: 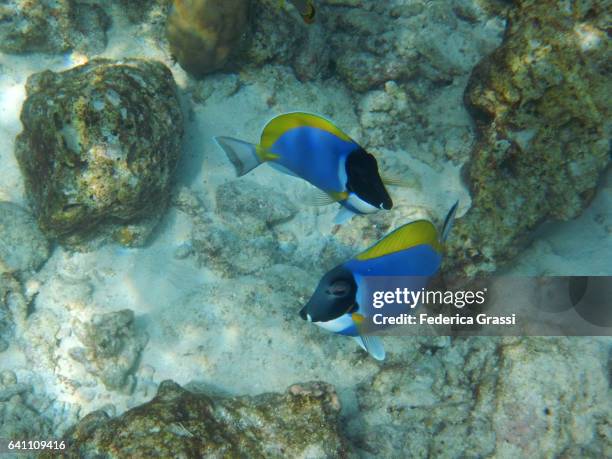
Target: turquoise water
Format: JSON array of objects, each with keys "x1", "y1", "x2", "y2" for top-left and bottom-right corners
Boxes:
[{"x1": 0, "y1": 1, "x2": 610, "y2": 457}]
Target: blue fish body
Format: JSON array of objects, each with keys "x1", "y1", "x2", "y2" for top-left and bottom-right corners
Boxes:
[
  {"x1": 318, "y1": 244, "x2": 442, "y2": 338},
  {"x1": 338, "y1": 245, "x2": 442, "y2": 337},
  {"x1": 269, "y1": 126, "x2": 357, "y2": 195},
  {"x1": 346, "y1": 244, "x2": 442, "y2": 278},
  {"x1": 300, "y1": 202, "x2": 458, "y2": 359},
  {"x1": 214, "y1": 112, "x2": 393, "y2": 221}
]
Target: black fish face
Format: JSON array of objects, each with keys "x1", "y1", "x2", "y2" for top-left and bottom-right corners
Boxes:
[
  {"x1": 299, "y1": 265, "x2": 358, "y2": 323},
  {"x1": 346, "y1": 148, "x2": 393, "y2": 210}
]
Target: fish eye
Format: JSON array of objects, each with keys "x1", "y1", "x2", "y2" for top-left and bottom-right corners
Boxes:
[{"x1": 327, "y1": 279, "x2": 351, "y2": 297}]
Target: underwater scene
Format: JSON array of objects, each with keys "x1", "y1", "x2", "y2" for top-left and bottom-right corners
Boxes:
[{"x1": 0, "y1": 0, "x2": 610, "y2": 457}]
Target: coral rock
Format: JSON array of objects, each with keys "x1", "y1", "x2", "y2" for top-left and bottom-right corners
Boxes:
[
  {"x1": 244, "y1": 0, "x2": 330, "y2": 82},
  {"x1": 166, "y1": 0, "x2": 249, "y2": 78},
  {"x1": 119, "y1": 0, "x2": 171, "y2": 23},
  {"x1": 0, "y1": 202, "x2": 50, "y2": 276},
  {"x1": 0, "y1": 371, "x2": 51, "y2": 441},
  {"x1": 0, "y1": 272, "x2": 29, "y2": 353},
  {"x1": 446, "y1": 0, "x2": 611, "y2": 275},
  {"x1": 70, "y1": 309, "x2": 148, "y2": 392},
  {"x1": 0, "y1": 0, "x2": 110, "y2": 55},
  {"x1": 59, "y1": 380, "x2": 346, "y2": 458},
  {"x1": 491, "y1": 338, "x2": 612, "y2": 457},
  {"x1": 350, "y1": 337, "x2": 611, "y2": 457},
  {"x1": 15, "y1": 59, "x2": 184, "y2": 249},
  {"x1": 350, "y1": 337, "x2": 500, "y2": 457}
]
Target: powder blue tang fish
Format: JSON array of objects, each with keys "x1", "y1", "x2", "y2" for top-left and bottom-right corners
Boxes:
[
  {"x1": 299, "y1": 202, "x2": 458, "y2": 360},
  {"x1": 214, "y1": 112, "x2": 396, "y2": 224}
]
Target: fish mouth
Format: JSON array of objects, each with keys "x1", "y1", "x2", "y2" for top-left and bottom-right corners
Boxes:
[
  {"x1": 300, "y1": 305, "x2": 312, "y2": 322},
  {"x1": 380, "y1": 196, "x2": 393, "y2": 210}
]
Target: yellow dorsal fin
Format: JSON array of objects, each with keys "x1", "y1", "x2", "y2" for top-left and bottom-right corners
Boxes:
[
  {"x1": 260, "y1": 112, "x2": 354, "y2": 151},
  {"x1": 356, "y1": 220, "x2": 442, "y2": 261}
]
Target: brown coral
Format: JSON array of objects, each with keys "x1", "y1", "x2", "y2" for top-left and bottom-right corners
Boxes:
[
  {"x1": 445, "y1": 0, "x2": 611, "y2": 276},
  {"x1": 15, "y1": 59, "x2": 183, "y2": 248},
  {"x1": 56, "y1": 380, "x2": 347, "y2": 458},
  {"x1": 166, "y1": 0, "x2": 249, "y2": 78}
]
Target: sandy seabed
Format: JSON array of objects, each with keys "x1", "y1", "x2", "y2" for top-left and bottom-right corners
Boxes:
[{"x1": 0, "y1": 2, "x2": 610, "y2": 453}]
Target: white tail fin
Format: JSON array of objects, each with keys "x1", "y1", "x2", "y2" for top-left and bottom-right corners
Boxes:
[
  {"x1": 353, "y1": 335, "x2": 386, "y2": 361},
  {"x1": 213, "y1": 136, "x2": 262, "y2": 177},
  {"x1": 441, "y1": 201, "x2": 459, "y2": 242}
]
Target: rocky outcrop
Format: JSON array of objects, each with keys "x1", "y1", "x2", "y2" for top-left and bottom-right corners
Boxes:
[
  {"x1": 59, "y1": 380, "x2": 346, "y2": 458},
  {"x1": 15, "y1": 59, "x2": 184, "y2": 249},
  {"x1": 349, "y1": 337, "x2": 611, "y2": 458},
  {"x1": 0, "y1": 202, "x2": 50, "y2": 353},
  {"x1": 69, "y1": 310, "x2": 148, "y2": 393},
  {"x1": 0, "y1": 202, "x2": 50, "y2": 277},
  {"x1": 166, "y1": 0, "x2": 250, "y2": 78},
  {"x1": 0, "y1": 0, "x2": 110, "y2": 55},
  {"x1": 0, "y1": 273, "x2": 28, "y2": 353},
  {"x1": 0, "y1": 370, "x2": 51, "y2": 443},
  {"x1": 322, "y1": 0, "x2": 502, "y2": 92},
  {"x1": 119, "y1": 0, "x2": 171, "y2": 23},
  {"x1": 446, "y1": 0, "x2": 611, "y2": 275}
]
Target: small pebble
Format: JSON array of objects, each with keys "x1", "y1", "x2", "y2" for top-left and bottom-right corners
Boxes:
[{"x1": 1, "y1": 369, "x2": 17, "y2": 386}]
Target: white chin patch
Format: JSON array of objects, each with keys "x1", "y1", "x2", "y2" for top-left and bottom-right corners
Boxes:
[
  {"x1": 317, "y1": 314, "x2": 354, "y2": 333},
  {"x1": 346, "y1": 194, "x2": 379, "y2": 214}
]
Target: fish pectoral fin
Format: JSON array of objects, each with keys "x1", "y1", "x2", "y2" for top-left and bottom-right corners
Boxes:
[
  {"x1": 303, "y1": 189, "x2": 347, "y2": 207},
  {"x1": 303, "y1": 189, "x2": 336, "y2": 206},
  {"x1": 353, "y1": 335, "x2": 385, "y2": 361},
  {"x1": 381, "y1": 173, "x2": 416, "y2": 188},
  {"x1": 334, "y1": 206, "x2": 356, "y2": 225}
]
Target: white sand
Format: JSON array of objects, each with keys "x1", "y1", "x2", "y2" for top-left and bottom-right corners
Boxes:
[{"x1": 0, "y1": 1, "x2": 609, "y2": 437}]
